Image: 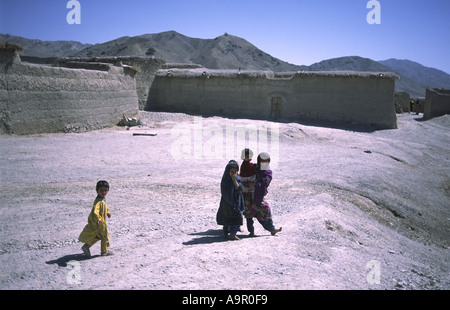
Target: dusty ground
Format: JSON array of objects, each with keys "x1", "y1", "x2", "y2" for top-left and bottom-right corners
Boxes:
[{"x1": 0, "y1": 112, "x2": 449, "y2": 290}]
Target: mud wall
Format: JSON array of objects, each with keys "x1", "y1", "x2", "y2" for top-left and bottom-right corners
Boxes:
[
  {"x1": 424, "y1": 88, "x2": 450, "y2": 120},
  {"x1": 395, "y1": 92, "x2": 410, "y2": 113},
  {"x1": 0, "y1": 54, "x2": 139, "y2": 134},
  {"x1": 147, "y1": 69, "x2": 399, "y2": 129},
  {"x1": 58, "y1": 56, "x2": 165, "y2": 110}
]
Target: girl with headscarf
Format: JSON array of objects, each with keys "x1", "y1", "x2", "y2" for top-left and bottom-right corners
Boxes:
[
  {"x1": 216, "y1": 160, "x2": 245, "y2": 240},
  {"x1": 247, "y1": 152, "x2": 282, "y2": 236}
]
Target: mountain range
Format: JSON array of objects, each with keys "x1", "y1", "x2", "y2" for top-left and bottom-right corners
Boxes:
[{"x1": 2, "y1": 31, "x2": 449, "y2": 97}]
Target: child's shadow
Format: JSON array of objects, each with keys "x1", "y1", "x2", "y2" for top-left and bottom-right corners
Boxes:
[
  {"x1": 45, "y1": 253, "x2": 100, "y2": 267},
  {"x1": 182, "y1": 229, "x2": 228, "y2": 245},
  {"x1": 182, "y1": 229, "x2": 261, "y2": 245}
]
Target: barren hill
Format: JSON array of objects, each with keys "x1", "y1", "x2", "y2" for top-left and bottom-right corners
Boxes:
[
  {"x1": 71, "y1": 31, "x2": 306, "y2": 72},
  {"x1": 306, "y1": 56, "x2": 431, "y2": 97},
  {"x1": 0, "y1": 33, "x2": 91, "y2": 58},
  {"x1": 308, "y1": 56, "x2": 390, "y2": 72},
  {"x1": 379, "y1": 59, "x2": 450, "y2": 94}
]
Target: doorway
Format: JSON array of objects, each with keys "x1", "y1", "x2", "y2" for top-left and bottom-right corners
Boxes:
[{"x1": 270, "y1": 96, "x2": 282, "y2": 120}]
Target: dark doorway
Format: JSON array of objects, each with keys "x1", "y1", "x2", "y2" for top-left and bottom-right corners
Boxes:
[{"x1": 271, "y1": 96, "x2": 282, "y2": 120}]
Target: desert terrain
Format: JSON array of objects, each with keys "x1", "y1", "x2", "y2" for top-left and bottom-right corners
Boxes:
[{"x1": 0, "y1": 111, "x2": 448, "y2": 290}]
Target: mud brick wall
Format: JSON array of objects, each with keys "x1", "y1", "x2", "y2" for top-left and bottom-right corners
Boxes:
[
  {"x1": 424, "y1": 88, "x2": 450, "y2": 120},
  {"x1": 0, "y1": 53, "x2": 139, "y2": 134},
  {"x1": 58, "y1": 56, "x2": 165, "y2": 110},
  {"x1": 147, "y1": 69, "x2": 398, "y2": 129}
]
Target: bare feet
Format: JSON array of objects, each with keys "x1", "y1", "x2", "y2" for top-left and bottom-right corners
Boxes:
[{"x1": 228, "y1": 234, "x2": 240, "y2": 241}]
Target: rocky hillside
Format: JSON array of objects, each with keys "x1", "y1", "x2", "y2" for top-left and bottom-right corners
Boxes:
[
  {"x1": 379, "y1": 59, "x2": 450, "y2": 93},
  {"x1": 0, "y1": 34, "x2": 91, "y2": 58},
  {"x1": 70, "y1": 31, "x2": 306, "y2": 72},
  {"x1": 2, "y1": 31, "x2": 449, "y2": 97},
  {"x1": 306, "y1": 56, "x2": 432, "y2": 97}
]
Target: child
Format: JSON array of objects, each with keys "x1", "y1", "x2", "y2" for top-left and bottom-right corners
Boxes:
[
  {"x1": 247, "y1": 152, "x2": 282, "y2": 236},
  {"x1": 239, "y1": 148, "x2": 257, "y2": 235},
  {"x1": 216, "y1": 160, "x2": 245, "y2": 240},
  {"x1": 79, "y1": 180, "x2": 112, "y2": 257},
  {"x1": 240, "y1": 148, "x2": 257, "y2": 194}
]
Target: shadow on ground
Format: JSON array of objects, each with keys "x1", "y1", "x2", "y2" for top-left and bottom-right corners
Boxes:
[
  {"x1": 182, "y1": 229, "x2": 264, "y2": 245},
  {"x1": 45, "y1": 253, "x2": 100, "y2": 267}
]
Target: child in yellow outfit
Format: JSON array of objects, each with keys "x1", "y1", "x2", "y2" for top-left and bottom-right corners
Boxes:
[{"x1": 79, "y1": 180, "x2": 112, "y2": 258}]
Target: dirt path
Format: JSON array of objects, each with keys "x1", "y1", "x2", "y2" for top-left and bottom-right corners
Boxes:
[{"x1": 0, "y1": 112, "x2": 448, "y2": 290}]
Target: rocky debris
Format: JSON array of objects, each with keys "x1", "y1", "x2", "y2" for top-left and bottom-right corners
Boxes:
[
  {"x1": 63, "y1": 124, "x2": 90, "y2": 133},
  {"x1": 118, "y1": 114, "x2": 142, "y2": 127}
]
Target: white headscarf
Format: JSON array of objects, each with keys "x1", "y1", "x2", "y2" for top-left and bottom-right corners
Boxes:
[{"x1": 258, "y1": 152, "x2": 271, "y2": 170}]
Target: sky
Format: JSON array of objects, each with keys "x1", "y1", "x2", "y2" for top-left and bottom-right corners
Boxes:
[{"x1": 1, "y1": 0, "x2": 450, "y2": 74}]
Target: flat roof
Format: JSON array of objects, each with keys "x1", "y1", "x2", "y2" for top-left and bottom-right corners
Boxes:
[{"x1": 157, "y1": 68, "x2": 399, "y2": 80}]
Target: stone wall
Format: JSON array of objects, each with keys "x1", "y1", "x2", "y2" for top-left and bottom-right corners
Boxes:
[
  {"x1": 146, "y1": 69, "x2": 399, "y2": 129},
  {"x1": 0, "y1": 52, "x2": 139, "y2": 134},
  {"x1": 424, "y1": 88, "x2": 450, "y2": 120}
]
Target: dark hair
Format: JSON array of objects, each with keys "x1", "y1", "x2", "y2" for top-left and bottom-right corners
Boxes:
[{"x1": 96, "y1": 180, "x2": 110, "y2": 191}]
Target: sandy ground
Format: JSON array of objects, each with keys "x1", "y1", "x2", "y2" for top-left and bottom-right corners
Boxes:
[{"x1": 0, "y1": 112, "x2": 449, "y2": 290}]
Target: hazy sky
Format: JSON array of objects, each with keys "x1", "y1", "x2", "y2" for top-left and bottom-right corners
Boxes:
[{"x1": 1, "y1": 0, "x2": 449, "y2": 73}]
